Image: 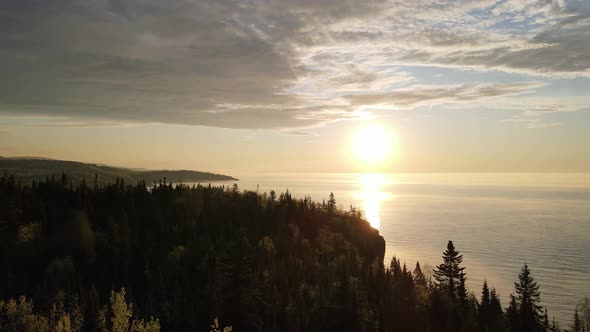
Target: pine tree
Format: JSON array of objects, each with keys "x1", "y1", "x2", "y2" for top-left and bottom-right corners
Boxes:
[
  {"x1": 550, "y1": 317, "x2": 560, "y2": 332},
  {"x1": 457, "y1": 271, "x2": 469, "y2": 312},
  {"x1": 507, "y1": 293, "x2": 519, "y2": 332},
  {"x1": 571, "y1": 308, "x2": 583, "y2": 332},
  {"x1": 489, "y1": 288, "x2": 504, "y2": 331},
  {"x1": 414, "y1": 262, "x2": 427, "y2": 288},
  {"x1": 269, "y1": 190, "x2": 276, "y2": 202},
  {"x1": 578, "y1": 298, "x2": 590, "y2": 332},
  {"x1": 542, "y1": 308, "x2": 550, "y2": 332},
  {"x1": 514, "y1": 263, "x2": 543, "y2": 332},
  {"x1": 390, "y1": 256, "x2": 402, "y2": 280},
  {"x1": 480, "y1": 280, "x2": 491, "y2": 331},
  {"x1": 327, "y1": 192, "x2": 336, "y2": 214},
  {"x1": 433, "y1": 240, "x2": 465, "y2": 298}
]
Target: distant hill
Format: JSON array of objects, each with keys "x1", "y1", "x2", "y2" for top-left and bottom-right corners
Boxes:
[{"x1": 0, "y1": 157, "x2": 237, "y2": 184}]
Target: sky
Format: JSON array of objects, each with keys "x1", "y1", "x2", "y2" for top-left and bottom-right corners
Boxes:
[{"x1": 1, "y1": 0, "x2": 589, "y2": 174}]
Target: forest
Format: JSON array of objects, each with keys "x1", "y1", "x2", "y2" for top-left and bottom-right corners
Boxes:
[{"x1": 0, "y1": 173, "x2": 588, "y2": 332}]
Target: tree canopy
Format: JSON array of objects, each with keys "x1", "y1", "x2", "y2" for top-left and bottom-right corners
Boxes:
[{"x1": 0, "y1": 173, "x2": 581, "y2": 332}]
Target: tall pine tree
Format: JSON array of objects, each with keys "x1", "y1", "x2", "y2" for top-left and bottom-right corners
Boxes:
[
  {"x1": 480, "y1": 280, "x2": 491, "y2": 331},
  {"x1": 433, "y1": 240, "x2": 465, "y2": 298},
  {"x1": 514, "y1": 263, "x2": 543, "y2": 332},
  {"x1": 489, "y1": 288, "x2": 504, "y2": 331}
]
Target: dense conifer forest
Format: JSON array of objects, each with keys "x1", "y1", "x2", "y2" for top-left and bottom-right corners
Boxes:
[{"x1": 0, "y1": 173, "x2": 588, "y2": 331}]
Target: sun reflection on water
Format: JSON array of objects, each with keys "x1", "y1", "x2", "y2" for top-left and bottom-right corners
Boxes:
[{"x1": 356, "y1": 173, "x2": 391, "y2": 230}]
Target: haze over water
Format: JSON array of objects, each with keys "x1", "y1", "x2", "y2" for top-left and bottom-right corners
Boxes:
[{"x1": 206, "y1": 173, "x2": 590, "y2": 324}]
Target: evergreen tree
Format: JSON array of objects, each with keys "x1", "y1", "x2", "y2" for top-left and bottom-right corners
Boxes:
[
  {"x1": 542, "y1": 308, "x2": 550, "y2": 332},
  {"x1": 433, "y1": 240, "x2": 465, "y2": 298},
  {"x1": 489, "y1": 288, "x2": 504, "y2": 331},
  {"x1": 578, "y1": 298, "x2": 590, "y2": 332},
  {"x1": 550, "y1": 317, "x2": 560, "y2": 332},
  {"x1": 480, "y1": 280, "x2": 491, "y2": 331},
  {"x1": 390, "y1": 256, "x2": 402, "y2": 280},
  {"x1": 414, "y1": 262, "x2": 427, "y2": 288},
  {"x1": 327, "y1": 192, "x2": 336, "y2": 214},
  {"x1": 507, "y1": 293, "x2": 520, "y2": 332},
  {"x1": 457, "y1": 271, "x2": 469, "y2": 312},
  {"x1": 514, "y1": 263, "x2": 543, "y2": 332},
  {"x1": 269, "y1": 190, "x2": 276, "y2": 202},
  {"x1": 571, "y1": 308, "x2": 583, "y2": 332}
]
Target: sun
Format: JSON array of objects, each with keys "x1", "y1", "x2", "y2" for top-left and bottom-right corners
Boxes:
[{"x1": 351, "y1": 124, "x2": 393, "y2": 165}]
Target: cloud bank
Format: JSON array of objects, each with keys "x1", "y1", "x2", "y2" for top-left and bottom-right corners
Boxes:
[{"x1": 1, "y1": 0, "x2": 588, "y2": 129}]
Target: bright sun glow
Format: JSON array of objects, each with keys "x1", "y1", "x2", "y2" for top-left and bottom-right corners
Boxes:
[{"x1": 352, "y1": 125, "x2": 393, "y2": 165}]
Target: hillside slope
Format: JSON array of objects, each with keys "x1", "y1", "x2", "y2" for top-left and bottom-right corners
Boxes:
[{"x1": 0, "y1": 157, "x2": 237, "y2": 184}]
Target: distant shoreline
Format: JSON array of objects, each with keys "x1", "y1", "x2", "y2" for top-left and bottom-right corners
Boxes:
[{"x1": 0, "y1": 157, "x2": 237, "y2": 184}]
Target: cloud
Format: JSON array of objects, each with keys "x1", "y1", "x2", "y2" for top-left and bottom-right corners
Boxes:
[
  {"x1": 23, "y1": 120, "x2": 136, "y2": 128},
  {"x1": 504, "y1": 116, "x2": 563, "y2": 129},
  {"x1": 297, "y1": 1, "x2": 590, "y2": 78},
  {"x1": 345, "y1": 81, "x2": 545, "y2": 109},
  {"x1": 278, "y1": 131, "x2": 315, "y2": 136},
  {"x1": 499, "y1": 96, "x2": 590, "y2": 128},
  {"x1": 0, "y1": 0, "x2": 307, "y2": 128},
  {"x1": 0, "y1": 0, "x2": 588, "y2": 129}
]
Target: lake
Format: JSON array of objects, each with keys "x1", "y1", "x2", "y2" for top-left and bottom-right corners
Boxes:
[{"x1": 204, "y1": 173, "x2": 590, "y2": 324}]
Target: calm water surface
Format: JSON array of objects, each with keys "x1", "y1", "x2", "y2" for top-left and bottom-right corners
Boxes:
[{"x1": 206, "y1": 173, "x2": 590, "y2": 324}]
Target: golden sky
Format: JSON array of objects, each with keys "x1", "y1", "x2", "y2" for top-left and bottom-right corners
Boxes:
[{"x1": 1, "y1": 1, "x2": 589, "y2": 173}]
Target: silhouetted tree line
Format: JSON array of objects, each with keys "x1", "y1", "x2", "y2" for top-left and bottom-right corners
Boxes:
[{"x1": 0, "y1": 173, "x2": 587, "y2": 331}]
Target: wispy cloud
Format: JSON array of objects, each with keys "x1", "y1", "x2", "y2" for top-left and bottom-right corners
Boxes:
[
  {"x1": 278, "y1": 130, "x2": 316, "y2": 136},
  {"x1": 345, "y1": 81, "x2": 545, "y2": 109},
  {"x1": 24, "y1": 120, "x2": 138, "y2": 128},
  {"x1": 504, "y1": 116, "x2": 563, "y2": 129},
  {"x1": 495, "y1": 96, "x2": 590, "y2": 128}
]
